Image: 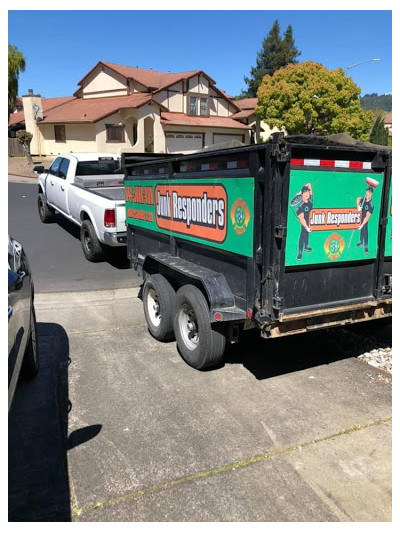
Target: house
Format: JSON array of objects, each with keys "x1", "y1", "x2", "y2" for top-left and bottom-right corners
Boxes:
[
  {"x1": 9, "y1": 61, "x2": 253, "y2": 156},
  {"x1": 232, "y1": 97, "x2": 286, "y2": 143},
  {"x1": 384, "y1": 113, "x2": 392, "y2": 138}
]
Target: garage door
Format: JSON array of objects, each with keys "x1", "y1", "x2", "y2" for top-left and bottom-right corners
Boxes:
[
  {"x1": 212, "y1": 133, "x2": 245, "y2": 144},
  {"x1": 166, "y1": 133, "x2": 203, "y2": 154}
]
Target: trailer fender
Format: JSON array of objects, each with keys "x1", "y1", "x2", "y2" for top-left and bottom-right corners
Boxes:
[{"x1": 143, "y1": 252, "x2": 246, "y2": 323}]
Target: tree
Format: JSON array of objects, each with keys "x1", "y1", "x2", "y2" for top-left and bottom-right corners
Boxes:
[
  {"x1": 369, "y1": 116, "x2": 389, "y2": 146},
  {"x1": 16, "y1": 130, "x2": 34, "y2": 169},
  {"x1": 256, "y1": 61, "x2": 374, "y2": 141},
  {"x1": 8, "y1": 44, "x2": 26, "y2": 118},
  {"x1": 243, "y1": 20, "x2": 300, "y2": 97}
]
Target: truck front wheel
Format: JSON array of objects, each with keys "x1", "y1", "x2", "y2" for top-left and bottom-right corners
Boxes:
[
  {"x1": 81, "y1": 220, "x2": 105, "y2": 262},
  {"x1": 173, "y1": 285, "x2": 226, "y2": 370},
  {"x1": 38, "y1": 193, "x2": 55, "y2": 223},
  {"x1": 143, "y1": 274, "x2": 175, "y2": 341}
]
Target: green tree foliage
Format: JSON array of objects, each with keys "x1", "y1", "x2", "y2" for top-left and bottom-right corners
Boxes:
[
  {"x1": 243, "y1": 20, "x2": 300, "y2": 97},
  {"x1": 8, "y1": 44, "x2": 26, "y2": 117},
  {"x1": 360, "y1": 93, "x2": 392, "y2": 112},
  {"x1": 369, "y1": 116, "x2": 389, "y2": 146},
  {"x1": 16, "y1": 130, "x2": 34, "y2": 169},
  {"x1": 256, "y1": 61, "x2": 374, "y2": 141}
]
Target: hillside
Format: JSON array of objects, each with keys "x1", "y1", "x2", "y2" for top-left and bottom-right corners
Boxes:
[{"x1": 360, "y1": 93, "x2": 392, "y2": 112}]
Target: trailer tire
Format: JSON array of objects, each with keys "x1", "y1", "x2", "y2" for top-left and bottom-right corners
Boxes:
[
  {"x1": 173, "y1": 284, "x2": 226, "y2": 370},
  {"x1": 81, "y1": 220, "x2": 105, "y2": 262},
  {"x1": 38, "y1": 193, "x2": 55, "y2": 223},
  {"x1": 143, "y1": 274, "x2": 175, "y2": 341}
]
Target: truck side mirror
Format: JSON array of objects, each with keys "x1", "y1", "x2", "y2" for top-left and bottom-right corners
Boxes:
[{"x1": 33, "y1": 165, "x2": 45, "y2": 174}]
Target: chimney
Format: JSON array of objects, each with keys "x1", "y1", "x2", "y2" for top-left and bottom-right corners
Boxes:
[{"x1": 28, "y1": 89, "x2": 33, "y2": 95}]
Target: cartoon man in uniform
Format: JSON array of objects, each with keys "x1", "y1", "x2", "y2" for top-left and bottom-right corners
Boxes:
[
  {"x1": 296, "y1": 183, "x2": 313, "y2": 261},
  {"x1": 356, "y1": 185, "x2": 374, "y2": 254}
]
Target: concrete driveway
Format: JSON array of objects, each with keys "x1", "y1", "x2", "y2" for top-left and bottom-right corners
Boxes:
[{"x1": 9, "y1": 288, "x2": 392, "y2": 522}]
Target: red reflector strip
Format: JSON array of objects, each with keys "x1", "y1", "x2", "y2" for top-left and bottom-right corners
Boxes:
[
  {"x1": 291, "y1": 158, "x2": 304, "y2": 166},
  {"x1": 291, "y1": 159, "x2": 373, "y2": 170}
]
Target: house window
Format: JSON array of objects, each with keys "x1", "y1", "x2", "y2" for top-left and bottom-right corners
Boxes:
[
  {"x1": 106, "y1": 124, "x2": 124, "y2": 142},
  {"x1": 133, "y1": 123, "x2": 138, "y2": 145},
  {"x1": 189, "y1": 97, "x2": 197, "y2": 116},
  {"x1": 54, "y1": 125, "x2": 66, "y2": 143},
  {"x1": 200, "y1": 98, "x2": 208, "y2": 116}
]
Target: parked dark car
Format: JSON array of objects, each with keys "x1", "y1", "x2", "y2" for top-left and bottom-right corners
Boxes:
[{"x1": 8, "y1": 236, "x2": 39, "y2": 411}]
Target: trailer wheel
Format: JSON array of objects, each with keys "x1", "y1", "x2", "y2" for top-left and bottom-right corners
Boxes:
[
  {"x1": 173, "y1": 285, "x2": 226, "y2": 370},
  {"x1": 143, "y1": 274, "x2": 175, "y2": 341},
  {"x1": 81, "y1": 220, "x2": 105, "y2": 262},
  {"x1": 38, "y1": 193, "x2": 55, "y2": 223}
]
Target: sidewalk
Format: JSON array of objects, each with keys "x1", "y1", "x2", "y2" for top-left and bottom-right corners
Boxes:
[
  {"x1": 8, "y1": 156, "x2": 54, "y2": 178},
  {"x1": 10, "y1": 288, "x2": 392, "y2": 522}
]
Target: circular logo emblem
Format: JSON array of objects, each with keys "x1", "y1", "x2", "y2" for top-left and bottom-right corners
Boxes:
[
  {"x1": 230, "y1": 198, "x2": 250, "y2": 235},
  {"x1": 324, "y1": 233, "x2": 345, "y2": 261}
]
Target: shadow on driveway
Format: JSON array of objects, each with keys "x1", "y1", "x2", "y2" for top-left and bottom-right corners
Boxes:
[
  {"x1": 224, "y1": 319, "x2": 392, "y2": 380},
  {"x1": 8, "y1": 322, "x2": 102, "y2": 521}
]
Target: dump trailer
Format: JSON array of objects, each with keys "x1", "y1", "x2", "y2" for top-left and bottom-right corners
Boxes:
[{"x1": 122, "y1": 134, "x2": 392, "y2": 370}]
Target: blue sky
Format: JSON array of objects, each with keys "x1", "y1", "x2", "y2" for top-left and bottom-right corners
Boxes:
[{"x1": 8, "y1": 9, "x2": 392, "y2": 98}]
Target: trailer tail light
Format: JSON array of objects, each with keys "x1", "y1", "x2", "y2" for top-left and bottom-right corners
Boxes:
[
  {"x1": 214, "y1": 312, "x2": 222, "y2": 321},
  {"x1": 104, "y1": 209, "x2": 116, "y2": 228},
  {"x1": 246, "y1": 309, "x2": 253, "y2": 319}
]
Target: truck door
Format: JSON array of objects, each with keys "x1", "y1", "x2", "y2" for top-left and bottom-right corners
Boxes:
[
  {"x1": 47, "y1": 157, "x2": 70, "y2": 214},
  {"x1": 45, "y1": 157, "x2": 62, "y2": 207}
]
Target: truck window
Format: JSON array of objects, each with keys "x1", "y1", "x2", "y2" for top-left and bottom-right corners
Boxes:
[
  {"x1": 48, "y1": 157, "x2": 62, "y2": 176},
  {"x1": 76, "y1": 159, "x2": 121, "y2": 176},
  {"x1": 58, "y1": 158, "x2": 70, "y2": 180}
]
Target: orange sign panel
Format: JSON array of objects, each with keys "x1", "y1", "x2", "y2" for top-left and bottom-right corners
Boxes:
[{"x1": 155, "y1": 184, "x2": 227, "y2": 243}]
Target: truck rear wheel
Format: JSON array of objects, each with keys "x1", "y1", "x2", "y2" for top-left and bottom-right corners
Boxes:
[
  {"x1": 173, "y1": 284, "x2": 226, "y2": 370},
  {"x1": 38, "y1": 193, "x2": 55, "y2": 223},
  {"x1": 143, "y1": 274, "x2": 175, "y2": 341},
  {"x1": 81, "y1": 220, "x2": 105, "y2": 262}
]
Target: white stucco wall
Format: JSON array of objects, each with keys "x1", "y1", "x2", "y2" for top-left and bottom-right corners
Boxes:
[{"x1": 82, "y1": 65, "x2": 128, "y2": 98}]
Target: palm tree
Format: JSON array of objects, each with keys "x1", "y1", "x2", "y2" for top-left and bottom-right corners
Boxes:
[{"x1": 8, "y1": 44, "x2": 26, "y2": 118}]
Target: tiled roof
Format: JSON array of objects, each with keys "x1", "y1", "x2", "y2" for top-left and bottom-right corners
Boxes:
[
  {"x1": 8, "y1": 96, "x2": 76, "y2": 127},
  {"x1": 384, "y1": 113, "x2": 392, "y2": 124},
  {"x1": 8, "y1": 110, "x2": 25, "y2": 126},
  {"x1": 80, "y1": 61, "x2": 214, "y2": 93},
  {"x1": 42, "y1": 97, "x2": 75, "y2": 111},
  {"x1": 40, "y1": 93, "x2": 163, "y2": 124},
  {"x1": 234, "y1": 98, "x2": 258, "y2": 110},
  {"x1": 161, "y1": 112, "x2": 251, "y2": 130},
  {"x1": 230, "y1": 109, "x2": 254, "y2": 120}
]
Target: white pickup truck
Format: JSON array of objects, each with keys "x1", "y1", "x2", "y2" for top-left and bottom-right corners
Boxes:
[{"x1": 36, "y1": 153, "x2": 127, "y2": 262}]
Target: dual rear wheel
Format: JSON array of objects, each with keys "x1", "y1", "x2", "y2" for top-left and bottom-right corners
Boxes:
[{"x1": 143, "y1": 274, "x2": 226, "y2": 370}]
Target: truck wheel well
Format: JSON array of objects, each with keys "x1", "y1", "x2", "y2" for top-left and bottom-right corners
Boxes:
[
  {"x1": 80, "y1": 211, "x2": 91, "y2": 222},
  {"x1": 38, "y1": 185, "x2": 44, "y2": 194}
]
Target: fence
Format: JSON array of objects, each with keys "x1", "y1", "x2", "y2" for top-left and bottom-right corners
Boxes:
[{"x1": 8, "y1": 138, "x2": 25, "y2": 157}]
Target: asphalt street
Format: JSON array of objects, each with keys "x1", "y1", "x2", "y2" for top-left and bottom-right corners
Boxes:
[{"x1": 8, "y1": 178, "x2": 141, "y2": 293}]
